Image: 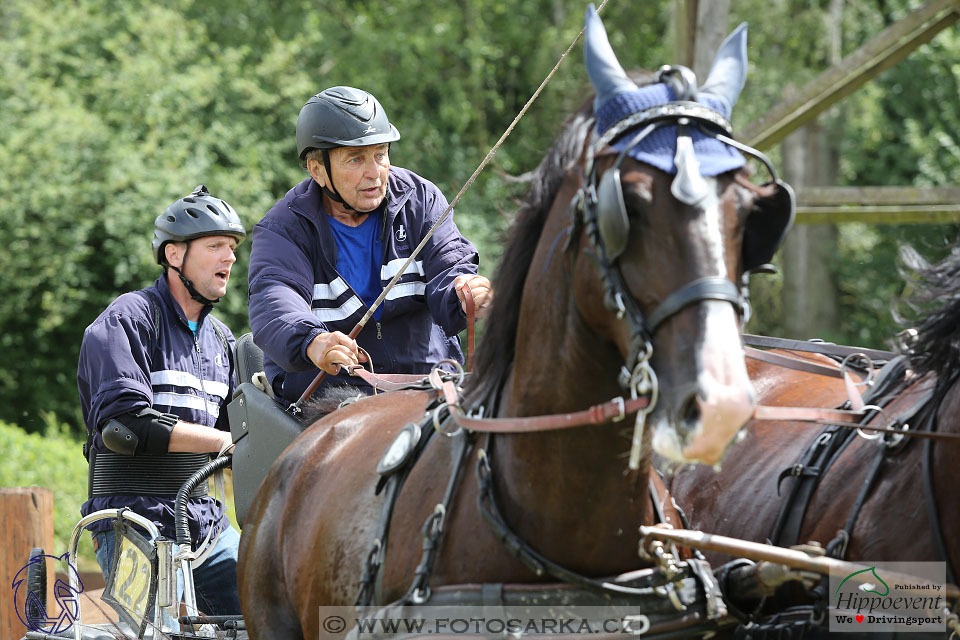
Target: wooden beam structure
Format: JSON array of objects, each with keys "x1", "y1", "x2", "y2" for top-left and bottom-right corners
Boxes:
[
  {"x1": 742, "y1": 0, "x2": 960, "y2": 151},
  {"x1": 796, "y1": 186, "x2": 960, "y2": 224}
]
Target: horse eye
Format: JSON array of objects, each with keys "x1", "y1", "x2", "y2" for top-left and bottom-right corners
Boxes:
[{"x1": 621, "y1": 183, "x2": 651, "y2": 222}]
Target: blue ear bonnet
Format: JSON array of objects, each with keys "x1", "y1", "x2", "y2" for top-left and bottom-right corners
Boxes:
[{"x1": 594, "y1": 84, "x2": 746, "y2": 177}]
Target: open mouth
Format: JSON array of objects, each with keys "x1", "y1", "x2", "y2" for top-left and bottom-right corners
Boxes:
[{"x1": 215, "y1": 270, "x2": 229, "y2": 283}]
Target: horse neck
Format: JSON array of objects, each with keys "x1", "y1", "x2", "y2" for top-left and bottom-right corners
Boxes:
[{"x1": 484, "y1": 182, "x2": 656, "y2": 574}]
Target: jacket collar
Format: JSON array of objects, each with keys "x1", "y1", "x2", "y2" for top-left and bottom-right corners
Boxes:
[
  {"x1": 286, "y1": 170, "x2": 414, "y2": 226},
  {"x1": 153, "y1": 273, "x2": 213, "y2": 330}
]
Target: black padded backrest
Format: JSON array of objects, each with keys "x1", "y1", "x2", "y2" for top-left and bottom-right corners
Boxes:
[
  {"x1": 228, "y1": 383, "x2": 304, "y2": 527},
  {"x1": 234, "y1": 332, "x2": 264, "y2": 385}
]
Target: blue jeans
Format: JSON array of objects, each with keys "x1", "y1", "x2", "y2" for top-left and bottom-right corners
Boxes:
[{"x1": 93, "y1": 525, "x2": 241, "y2": 627}]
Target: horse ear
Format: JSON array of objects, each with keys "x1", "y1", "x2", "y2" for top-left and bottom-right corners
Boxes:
[
  {"x1": 584, "y1": 3, "x2": 637, "y2": 113},
  {"x1": 698, "y1": 22, "x2": 748, "y2": 115}
]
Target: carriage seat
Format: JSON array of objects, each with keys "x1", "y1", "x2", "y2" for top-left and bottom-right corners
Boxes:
[{"x1": 228, "y1": 333, "x2": 304, "y2": 528}]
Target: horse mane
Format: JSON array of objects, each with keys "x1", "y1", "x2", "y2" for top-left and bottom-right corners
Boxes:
[
  {"x1": 464, "y1": 100, "x2": 595, "y2": 409},
  {"x1": 899, "y1": 243, "x2": 960, "y2": 399},
  {"x1": 464, "y1": 72, "x2": 662, "y2": 411}
]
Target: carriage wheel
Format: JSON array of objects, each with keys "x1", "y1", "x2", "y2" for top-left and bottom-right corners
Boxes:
[{"x1": 25, "y1": 547, "x2": 46, "y2": 620}]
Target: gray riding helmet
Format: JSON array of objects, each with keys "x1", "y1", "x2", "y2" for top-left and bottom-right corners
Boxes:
[
  {"x1": 296, "y1": 86, "x2": 401, "y2": 160},
  {"x1": 153, "y1": 185, "x2": 246, "y2": 266}
]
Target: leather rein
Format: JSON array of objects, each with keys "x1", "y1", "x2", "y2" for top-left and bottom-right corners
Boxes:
[{"x1": 742, "y1": 334, "x2": 960, "y2": 444}]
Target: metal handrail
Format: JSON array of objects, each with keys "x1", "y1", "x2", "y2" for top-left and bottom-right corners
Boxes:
[{"x1": 68, "y1": 509, "x2": 162, "y2": 640}]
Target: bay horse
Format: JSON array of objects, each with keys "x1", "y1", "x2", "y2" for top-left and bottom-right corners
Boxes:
[
  {"x1": 664, "y1": 245, "x2": 960, "y2": 630},
  {"x1": 238, "y1": 8, "x2": 794, "y2": 639}
]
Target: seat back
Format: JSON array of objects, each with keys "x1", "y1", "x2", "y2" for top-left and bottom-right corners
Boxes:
[{"x1": 228, "y1": 367, "x2": 304, "y2": 527}]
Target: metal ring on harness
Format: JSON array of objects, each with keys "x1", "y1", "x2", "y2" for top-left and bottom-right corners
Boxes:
[
  {"x1": 430, "y1": 358, "x2": 466, "y2": 389},
  {"x1": 855, "y1": 404, "x2": 889, "y2": 441},
  {"x1": 433, "y1": 404, "x2": 463, "y2": 438},
  {"x1": 840, "y1": 352, "x2": 875, "y2": 387}
]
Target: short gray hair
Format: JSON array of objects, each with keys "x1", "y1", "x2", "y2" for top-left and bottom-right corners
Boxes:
[{"x1": 301, "y1": 148, "x2": 323, "y2": 171}]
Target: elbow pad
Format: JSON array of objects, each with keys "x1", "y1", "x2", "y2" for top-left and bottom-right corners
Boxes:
[{"x1": 100, "y1": 407, "x2": 179, "y2": 456}]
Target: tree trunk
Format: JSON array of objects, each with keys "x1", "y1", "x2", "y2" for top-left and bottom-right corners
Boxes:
[
  {"x1": 692, "y1": 0, "x2": 731, "y2": 80},
  {"x1": 781, "y1": 123, "x2": 840, "y2": 339}
]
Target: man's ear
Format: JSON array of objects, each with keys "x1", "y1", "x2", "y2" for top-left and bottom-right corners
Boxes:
[
  {"x1": 164, "y1": 242, "x2": 186, "y2": 269},
  {"x1": 306, "y1": 156, "x2": 328, "y2": 188}
]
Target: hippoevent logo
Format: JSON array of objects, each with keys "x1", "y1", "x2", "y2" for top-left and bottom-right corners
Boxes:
[
  {"x1": 830, "y1": 562, "x2": 945, "y2": 633},
  {"x1": 11, "y1": 552, "x2": 85, "y2": 634}
]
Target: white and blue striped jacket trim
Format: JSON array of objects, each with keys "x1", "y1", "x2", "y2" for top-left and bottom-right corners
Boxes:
[
  {"x1": 150, "y1": 370, "x2": 226, "y2": 419},
  {"x1": 311, "y1": 264, "x2": 427, "y2": 323}
]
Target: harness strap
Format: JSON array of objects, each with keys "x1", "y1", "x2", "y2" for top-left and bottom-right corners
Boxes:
[
  {"x1": 462, "y1": 284, "x2": 476, "y2": 371},
  {"x1": 745, "y1": 347, "x2": 844, "y2": 379},
  {"x1": 743, "y1": 334, "x2": 896, "y2": 362},
  {"x1": 649, "y1": 470, "x2": 692, "y2": 561},
  {"x1": 356, "y1": 413, "x2": 438, "y2": 608},
  {"x1": 401, "y1": 428, "x2": 474, "y2": 604},
  {"x1": 921, "y1": 407, "x2": 958, "y2": 585},
  {"x1": 476, "y1": 437, "x2": 686, "y2": 600},
  {"x1": 824, "y1": 444, "x2": 887, "y2": 559},
  {"x1": 449, "y1": 393, "x2": 649, "y2": 433},
  {"x1": 646, "y1": 277, "x2": 742, "y2": 334},
  {"x1": 345, "y1": 366, "x2": 434, "y2": 392},
  {"x1": 770, "y1": 425, "x2": 854, "y2": 547}
]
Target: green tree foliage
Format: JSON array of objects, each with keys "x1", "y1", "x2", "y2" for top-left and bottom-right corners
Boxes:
[
  {"x1": 732, "y1": 0, "x2": 960, "y2": 347},
  {"x1": 0, "y1": 0, "x2": 666, "y2": 430}
]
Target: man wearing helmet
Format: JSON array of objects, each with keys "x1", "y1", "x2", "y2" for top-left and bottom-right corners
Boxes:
[
  {"x1": 77, "y1": 186, "x2": 246, "y2": 619},
  {"x1": 249, "y1": 86, "x2": 492, "y2": 403}
]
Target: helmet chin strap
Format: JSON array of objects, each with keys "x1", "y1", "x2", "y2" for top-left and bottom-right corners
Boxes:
[
  {"x1": 171, "y1": 242, "x2": 220, "y2": 305},
  {"x1": 321, "y1": 148, "x2": 358, "y2": 214}
]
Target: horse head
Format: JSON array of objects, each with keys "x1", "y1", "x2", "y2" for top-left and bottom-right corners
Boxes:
[{"x1": 491, "y1": 6, "x2": 794, "y2": 467}]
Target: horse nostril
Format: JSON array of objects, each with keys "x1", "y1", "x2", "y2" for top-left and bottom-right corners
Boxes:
[{"x1": 677, "y1": 393, "x2": 701, "y2": 431}]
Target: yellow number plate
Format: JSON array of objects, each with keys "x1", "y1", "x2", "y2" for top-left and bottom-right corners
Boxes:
[{"x1": 107, "y1": 534, "x2": 153, "y2": 626}]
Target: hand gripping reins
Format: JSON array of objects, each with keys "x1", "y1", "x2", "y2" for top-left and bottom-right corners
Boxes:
[{"x1": 291, "y1": 0, "x2": 612, "y2": 414}]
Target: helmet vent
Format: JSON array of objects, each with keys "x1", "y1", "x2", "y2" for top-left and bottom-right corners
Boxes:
[
  {"x1": 166, "y1": 215, "x2": 176, "y2": 222},
  {"x1": 183, "y1": 197, "x2": 197, "y2": 203},
  {"x1": 206, "y1": 204, "x2": 221, "y2": 216},
  {"x1": 185, "y1": 207, "x2": 202, "y2": 218}
]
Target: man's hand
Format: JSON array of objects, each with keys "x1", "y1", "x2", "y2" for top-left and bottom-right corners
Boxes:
[
  {"x1": 454, "y1": 274, "x2": 493, "y2": 318},
  {"x1": 307, "y1": 331, "x2": 367, "y2": 375}
]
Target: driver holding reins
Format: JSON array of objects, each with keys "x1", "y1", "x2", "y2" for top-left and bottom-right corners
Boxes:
[{"x1": 248, "y1": 86, "x2": 492, "y2": 405}]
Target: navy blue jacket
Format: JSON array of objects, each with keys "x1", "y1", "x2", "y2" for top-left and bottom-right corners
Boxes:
[
  {"x1": 78, "y1": 275, "x2": 235, "y2": 546},
  {"x1": 248, "y1": 168, "x2": 479, "y2": 402}
]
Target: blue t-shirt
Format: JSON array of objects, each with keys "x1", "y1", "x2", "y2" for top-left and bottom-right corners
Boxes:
[
  {"x1": 328, "y1": 212, "x2": 384, "y2": 321},
  {"x1": 187, "y1": 319, "x2": 199, "y2": 334}
]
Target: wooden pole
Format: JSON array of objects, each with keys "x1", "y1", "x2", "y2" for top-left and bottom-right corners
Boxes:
[{"x1": 1, "y1": 487, "x2": 54, "y2": 640}]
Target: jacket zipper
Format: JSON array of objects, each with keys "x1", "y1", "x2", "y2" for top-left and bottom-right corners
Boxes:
[{"x1": 193, "y1": 333, "x2": 212, "y2": 424}]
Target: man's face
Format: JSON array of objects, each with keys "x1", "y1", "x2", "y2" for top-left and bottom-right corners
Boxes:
[
  {"x1": 312, "y1": 144, "x2": 390, "y2": 213},
  {"x1": 168, "y1": 235, "x2": 238, "y2": 300}
]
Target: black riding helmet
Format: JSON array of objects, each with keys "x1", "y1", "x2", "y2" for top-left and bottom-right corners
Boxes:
[
  {"x1": 296, "y1": 86, "x2": 401, "y2": 210},
  {"x1": 153, "y1": 185, "x2": 246, "y2": 305}
]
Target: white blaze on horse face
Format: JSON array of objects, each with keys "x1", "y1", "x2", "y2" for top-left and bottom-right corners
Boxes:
[
  {"x1": 650, "y1": 179, "x2": 755, "y2": 465},
  {"x1": 683, "y1": 300, "x2": 755, "y2": 464},
  {"x1": 696, "y1": 179, "x2": 728, "y2": 278}
]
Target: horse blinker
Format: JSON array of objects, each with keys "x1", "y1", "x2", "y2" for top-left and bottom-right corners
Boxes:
[{"x1": 596, "y1": 166, "x2": 630, "y2": 261}]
